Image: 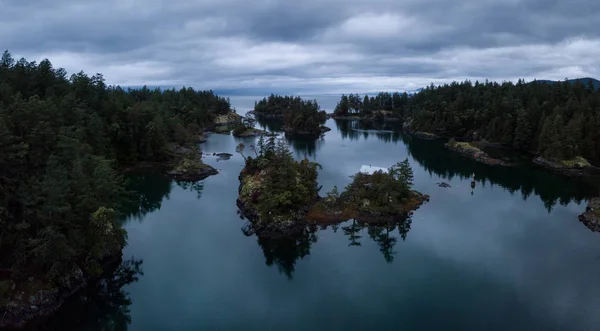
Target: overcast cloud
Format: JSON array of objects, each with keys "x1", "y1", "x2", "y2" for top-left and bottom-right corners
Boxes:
[{"x1": 2, "y1": 0, "x2": 600, "y2": 94}]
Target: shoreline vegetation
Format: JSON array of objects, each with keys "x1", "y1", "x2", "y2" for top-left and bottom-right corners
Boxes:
[
  {"x1": 235, "y1": 135, "x2": 428, "y2": 237},
  {"x1": 252, "y1": 95, "x2": 329, "y2": 138},
  {"x1": 330, "y1": 82, "x2": 600, "y2": 177},
  {"x1": 0, "y1": 51, "x2": 234, "y2": 329},
  {"x1": 2, "y1": 48, "x2": 600, "y2": 328}
]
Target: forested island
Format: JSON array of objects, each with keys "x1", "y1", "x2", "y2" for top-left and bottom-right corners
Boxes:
[
  {"x1": 252, "y1": 94, "x2": 329, "y2": 138},
  {"x1": 333, "y1": 80, "x2": 600, "y2": 176},
  {"x1": 0, "y1": 51, "x2": 238, "y2": 328},
  {"x1": 3, "y1": 47, "x2": 600, "y2": 328},
  {"x1": 236, "y1": 135, "x2": 428, "y2": 236}
]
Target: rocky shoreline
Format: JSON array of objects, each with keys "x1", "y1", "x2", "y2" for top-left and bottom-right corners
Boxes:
[
  {"x1": 236, "y1": 166, "x2": 429, "y2": 236},
  {"x1": 533, "y1": 156, "x2": 597, "y2": 177},
  {"x1": 578, "y1": 198, "x2": 600, "y2": 232},
  {"x1": 412, "y1": 131, "x2": 438, "y2": 140},
  {"x1": 0, "y1": 252, "x2": 123, "y2": 330},
  {"x1": 122, "y1": 145, "x2": 219, "y2": 182},
  {"x1": 282, "y1": 125, "x2": 331, "y2": 137},
  {"x1": 445, "y1": 140, "x2": 514, "y2": 167},
  {"x1": 232, "y1": 127, "x2": 268, "y2": 137},
  {"x1": 236, "y1": 171, "x2": 316, "y2": 237}
]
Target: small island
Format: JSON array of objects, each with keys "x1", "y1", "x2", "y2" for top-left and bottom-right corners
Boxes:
[
  {"x1": 231, "y1": 116, "x2": 269, "y2": 137},
  {"x1": 236, "y1": 136, "x2": 428, "y2": 236},
  {"x1": 332, "y1": 93, "x2": 406, "y2": 122},
  {"x1": 253, "y1": 94, "x2": 329, "y2": 139}
]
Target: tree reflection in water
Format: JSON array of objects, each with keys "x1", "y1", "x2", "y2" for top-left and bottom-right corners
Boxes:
[
  {"x1": 242, "y1": 215, "x2": 413, "y2": 278},
  {"x1": 32, "y1": 258, "x2": 144, "y2": 331}
]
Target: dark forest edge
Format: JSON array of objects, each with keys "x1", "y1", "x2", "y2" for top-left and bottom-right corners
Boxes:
[
  {"x1": 251, "y1": 95, "x2": 330, "y2": 138},
  {"x1": 235, "y1": 136, "x2": 428, "y2": 238},
  {"x1": 332, "y1": 79, "x2": 600, "y2": 176},
  {"x1": 2, "y1": 49, "x2": 600, "y2": 327},
  {"x1": 0, "y1": 50, "x2": 238, "y2": 328}
]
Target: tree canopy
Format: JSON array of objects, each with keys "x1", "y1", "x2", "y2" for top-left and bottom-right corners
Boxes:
[
  {"x1": 334, "y1": 79, "x2": 600, "y2": 162},
  {"x1": 0, "y1": 50, "x2": 232, "y2": 283},
  {"x1": 254, "y1": 94, "x2": 326, "y2": 136}
]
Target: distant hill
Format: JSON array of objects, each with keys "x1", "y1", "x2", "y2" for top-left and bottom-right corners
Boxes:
[{"x1": 532, "y1": 77, "x2": 600, "y2": 89}]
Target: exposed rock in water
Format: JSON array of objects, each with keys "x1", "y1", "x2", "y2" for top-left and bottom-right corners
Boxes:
[
  {"x1": 437, "y1": 182, "x2": 451, "y2": 188},
  {"x1": 232, "y1": 127, "x2": 268, "y2": 138},
  {"x1": 445, "y1": 140, "x2": 514, "y2": 167},
  {"x1": 167, "y1": 164, "x2": 218, "y2": 181},
  {"x1": 215, "y1": 153, "x2": 233, "y2": 161},
  {"x1": 578, "y1": 198, "x2": 600, "y2": 232},
  {"x1": 167, "y1": 149, "x2": 219, "y2": 181},
  {"x1": 320, "y1": 126, "x2": 331, "y2": 133},
  {"x1": 533, "y1": 156, "x2": 597, "y2": 177}
]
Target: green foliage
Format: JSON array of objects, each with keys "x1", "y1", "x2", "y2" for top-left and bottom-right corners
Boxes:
[
  {"x1": 334, "y1": 92, "x2": 408, "y2": 118},
  {"x1": 232, "y1": 123, "x2": 248, "y2": 136},
  {"x1": 0, "y1": 51, "x2": 232, "y2": 284},
  {"x1": 345, "y1": 79, "x2": 600, "y2": 163},
  {"x1": 241, "y1": 137, "x2": 321, "y2": 222},
  {"x1": 254, "y1": 94, "x2": 326, "y2": 136},
  {"x1": 338, "y1": 160, "x2": 415, "y2": 215}
]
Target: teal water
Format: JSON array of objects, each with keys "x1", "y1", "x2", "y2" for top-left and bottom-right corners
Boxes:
[{"x1": 42, "y1": 118, "x2": 600, "y2": 331}]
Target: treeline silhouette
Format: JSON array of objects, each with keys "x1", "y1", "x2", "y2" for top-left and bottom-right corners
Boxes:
[
  {"x1": 0, "y1": 50, "x2": 229, "y2": 282},
  {"x1": 334, "y1": 79, "x2": 600, "y2": 163}
]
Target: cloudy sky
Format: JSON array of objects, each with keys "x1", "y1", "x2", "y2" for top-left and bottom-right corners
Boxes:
[{"x1": 3, "y1": 0, "x2": 600, "y2": 95}]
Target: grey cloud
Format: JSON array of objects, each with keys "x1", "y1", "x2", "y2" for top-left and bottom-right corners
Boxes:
[{"x1": 2, "y1": 0, "x2": 600, "y2": 94}]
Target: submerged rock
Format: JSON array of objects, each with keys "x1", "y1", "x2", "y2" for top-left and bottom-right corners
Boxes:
[
  {"x1": 578, "y1": 198, "x2": 600, "y2": 232},
  {"x1": 437, "y1": 182, "x2": 451, "y2": 188}
]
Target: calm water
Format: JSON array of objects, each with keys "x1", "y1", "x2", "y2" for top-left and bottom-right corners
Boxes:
[{"x1": 41, "y1": 118, "x2": 600, "y2": 331}]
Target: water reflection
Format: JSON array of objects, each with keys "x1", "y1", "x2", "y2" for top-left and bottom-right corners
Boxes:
[
  {"x1": 32, "y1": 258, "x2": 144, "y2": 331},
  {"x1": 285, "y1": 136, "x2": 323, "y2": 159},
  {"x1": 255, "y1": 115, "x2": 284, "y2": 132},
  {"x1": 335, "y1": 123, "x2": 598, "y2": 213},
  {"x1": 122, "y1": 174, "x2": 206, "y2": 220},
  {"x1": 241, "y1": 214, "x2": 414, "y2": 277},
  {"x1": 403, "y1": 135, "x2": 597, "y2": 212},
  {"x1": 122, "y1": 173, "x2": 172, "y2": 221},
  {"x1": 336, "y1": 217, "x2": 412, "y2": 263},
  {"x1": 242, "y1": 223, "x2": 318, "y2": 279},
  {"x1": 334, "y1": 119, "x2": 402, "y2": 143}
]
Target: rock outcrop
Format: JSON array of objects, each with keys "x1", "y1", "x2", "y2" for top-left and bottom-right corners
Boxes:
[
  {"x1": 533, "y1": 156, "x2": 597, "y2": 177},
  {"x1": 232, "y1": 127, "x2": 268, "y2": 137},
  {"x1": 445, "y1": 140, "x2": 514, "y2": 167},
  {"x1": 412, "y1": 132, "x2": 438, "y2": 140},
  {"x1": 213, "y1": 112, "x2": 242, "y2": 126},
  {"x1": 578, "y1": 198, "x2": 600, "y2": 232}
]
